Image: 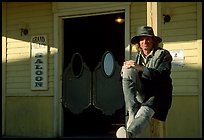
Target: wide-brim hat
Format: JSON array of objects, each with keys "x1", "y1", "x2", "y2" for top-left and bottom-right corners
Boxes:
[{"x1": 131, "y1": 26, "x2": 162, "y2": 44}]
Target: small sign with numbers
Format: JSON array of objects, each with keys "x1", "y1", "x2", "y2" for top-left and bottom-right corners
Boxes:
[{"x1": 169, "y1": 49, "x2": 184, "y2": 68}]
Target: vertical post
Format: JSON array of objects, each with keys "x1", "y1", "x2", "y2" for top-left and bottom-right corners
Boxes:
[
  {"x1": 196, "y1": 3, "x2": 202, "y2": 137},
  {"x1": 150, "y1": 118, "x2": 166, "y2": 138},
  {"x1": 147, "y1": 2, "x2": 166, "y2": 138},
  {"x1": 147, "y1": 2, "x2": 161, "y2": 36},
  {"x1": 2, "y1": 2, "x2": 7, "y2": 136}
]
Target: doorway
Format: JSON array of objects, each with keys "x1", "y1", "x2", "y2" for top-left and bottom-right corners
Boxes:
[{"x1": 62, "y1": 12, "x2": 125, "y2": 137}]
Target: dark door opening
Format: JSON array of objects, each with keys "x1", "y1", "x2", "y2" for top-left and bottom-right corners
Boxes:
[{"x1": 62, "y1": 12, "x2": 125, "y2": 138}]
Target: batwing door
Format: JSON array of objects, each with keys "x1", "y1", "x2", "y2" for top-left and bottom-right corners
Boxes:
[
  {"x1": 62, "y1": 51, "x2": 125, "y2": 137},
  {"x1": 62, "y1": 12, "x2": 125, "y2": 137}
]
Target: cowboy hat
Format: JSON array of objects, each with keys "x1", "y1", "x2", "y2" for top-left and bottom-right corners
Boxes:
[{"x1": 131, "y1": 26, "x2": 162, "y2": 44}]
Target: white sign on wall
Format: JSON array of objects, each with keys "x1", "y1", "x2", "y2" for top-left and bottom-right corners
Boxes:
[
  {"x1": 31, "y1": 35, "x2": 48, "y2": 90},
  {"x1": 169, "y1": 49, "x2": 184, "y2": 68}
]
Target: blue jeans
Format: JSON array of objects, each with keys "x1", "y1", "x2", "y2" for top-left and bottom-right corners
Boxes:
[{"x1": 121, "y1": 68, "x2": 155, "y2": 137}]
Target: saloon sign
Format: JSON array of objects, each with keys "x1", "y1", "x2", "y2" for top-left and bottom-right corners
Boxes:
[{"x1": 31, "y1": 35, "x2": 48, "y2": 90}]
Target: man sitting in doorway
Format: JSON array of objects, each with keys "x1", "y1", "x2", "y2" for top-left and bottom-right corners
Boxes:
[{"x1": 116, "y1": 26, "x2": 173, "y2": 138}]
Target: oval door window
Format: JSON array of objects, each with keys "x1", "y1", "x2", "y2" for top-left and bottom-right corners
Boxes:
[
  {"x1": 71, "y1": 53, "x2": 83, "y2": 78},
  {"x1": 102, "y1": 51, "x2": 115, "y2": 77}
]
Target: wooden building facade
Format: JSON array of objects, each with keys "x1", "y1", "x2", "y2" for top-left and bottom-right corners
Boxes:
[{"x1": 2, "y1": 2, "x2": 202, "y2": 138}]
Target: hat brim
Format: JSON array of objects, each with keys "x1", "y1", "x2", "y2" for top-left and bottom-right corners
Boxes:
[{"x1": 131, "y1": 35, "x2": 162, "y2": 44}]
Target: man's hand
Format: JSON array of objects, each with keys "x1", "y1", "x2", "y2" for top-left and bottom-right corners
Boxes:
[{"x1": 122, "y1": 60, "x2": 144, "y2": 72}]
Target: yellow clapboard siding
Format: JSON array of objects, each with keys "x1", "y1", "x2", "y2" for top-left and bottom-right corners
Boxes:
[
  {"x1": 130, "y1": 2, "x2": 146, "y2": 38},
  {"x1": 6, "y1": 2, "x2": 49, "y2": 8},
  {"x1": 29, "y1": 22, "x2": 53, "y2": 29},
  {"x1": 161, "y1": 20, "x2": 196, "y2": 30},
  {"x1": 161, "y1": 2, "x2": 197, "y2": 45},
  {"x1": 7, "y1": 82, "x2": 30, "y2": 89},
  {"x1": 7, "y1": 58, "x2": 30, "y2": 64},
  {"x1": 168, "y1": 49, "x2": 198, "y2": 57},
  {"x1": 7, "y1": 53, "x2": 30, "y2": 60},
  {"x1": 54, "y1": 2, "x2": 107, "y2": 10},
  {"x1": 7, "y1": 64, "x2": 30, "y2": 71},
  {"x1": 162, "y1": 35, "x2": 197, "y2": 42},
  {"x1": 7, "y1": 77, "x2": 30, "y2": 83},
  {"x1": 5, "y1": 96, "x2": 54, "y2": 137},
  {"x1": 3, "y1": 2, "x2": 201, "y2": 138},
  {"x1": 7, "y1": 70, "x2": 30, "y2": 77},
  {"x1": 162, "y1": 2, "x2": 197, "y2": 20},
  {"x1": 131, "y1": 12, "x2": 147, "y2": 20},
  {"x1": 54, "y1": 2, "x2": 122, "y2": 11},
  {"x1": 29, "y1": 29, "x2": 53, "y2": 35},
  {"x1": 184, "y1": 49, "x2": 198, "y2": 56},
  {"x1": 171, "y1": 71, "x2": 198, "y2": 78},
  {"x1": 7, "y1": 2, "x2": 51, "y2": 15},
  {"x1": 6, "y1": 82, "x2": 54, "y2": 90},
  {"x1": 6, "y1": 81, "x2": 54, "y2": 90},
  {"x1": 7, "y1": 60, "x2": 30, "y2": 66},
  {"x1": 162, "y1": 19, "x2": 197, "y2": 33},
  {"x1": 6, "y1": 38, "x2": 27, "y2": 43},
  {"x1": 172, "y1": 64, "x2": 199, "y2": 71},
  {"x1": 172, "y1": 78, "x2": 198, "y2": 86},
  {"x1": 173, "y1": 85, "x2": 198, "y2": 93},
  {"x1": 49, "y1": 48, "x2": 57, "y2": 55},
  {"x1": 6, "y1": 31, "x2": 27, "y2": 37},
  {"x1": 164, "y1": 2, "x2": 196, "y2": 8},
  {"x1": 167, "y1": 96, "x2": 200, "y2": 138},
  {"x1": 53, "y1": 2, "x2": 127, "y2": 17},
  {"x1": 173, "y1": 5, "x2": 196, "y2": 14},
  {"x1": 6, "y1": 72, "x2": 54, "y2": 84},
  {"x1": 48, "y1": 57, "x2": 54, "y2": 64},
  {"x1": 5, "y1": 2, "x2": 53, "y2": 97},
  {"x1": 7, "y1": 47, "x2": 30, "y2": 54},
  {"x1": 131, "y1": 4, "x2": 146, "y2": 13},
  {"x1": 7, "y1": 19, "x2": 53, "y2": 30},
  {"x1": 6, "y1": 90, "x2": 53, "y2": 96},
  {"x1": 169, "y1": 13, "x2": 197, "y2": 22},
  {"x1": 162, "y1": 28, "x2": 196, "y2": 36},
  {"x1": 7, "y1": 41, "x2": 30, "y2": 47},
  {"x1": 7, "y1": 11, "x2": 52, "y2": 22},
  {"x1": 48, "y1": 76, "x2": 54, "y2": 82},
  {"x1": 7, "y1": 28, "x2": 52, "y2": 37},
  {"x1": 185, "y1": 56, "x2": 198, "y2": 64},
  {"x1": 7, "y1": 21, "x2": 53, "y2": 31},
  {"x1": 131, "y1": 18, "x2": 147, "y2": 25},
  {"x1": 6, "y1": 87, "x2": 54, "y2": 94},
  {"x1": 164, "y1": 42, "x2": 197, "y2": 50}
]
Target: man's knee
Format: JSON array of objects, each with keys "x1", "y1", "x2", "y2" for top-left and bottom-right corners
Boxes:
[{"x1": 122, "y1": 68, "x2": 138, "y2": 79}]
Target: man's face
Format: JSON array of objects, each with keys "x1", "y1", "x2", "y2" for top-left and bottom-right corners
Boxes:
[{"x1": 139, "y1": 36, "x2": 153, "y2": 52}]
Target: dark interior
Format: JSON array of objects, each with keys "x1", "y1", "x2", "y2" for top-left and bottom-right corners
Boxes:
[{"x1": 63, "y1": 12, "x2": 125, "y2": 138}]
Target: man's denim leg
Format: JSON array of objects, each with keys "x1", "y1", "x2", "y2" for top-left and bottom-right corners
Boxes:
[
  {"x1": 122, "y1": 68, "x2": 142, "y2": 128},
  {"x1": 127, "y1": 106, "x2": 155, "y2": 138}
]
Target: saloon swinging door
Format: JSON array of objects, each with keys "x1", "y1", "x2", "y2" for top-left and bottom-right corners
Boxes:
[{"x1": 62, "y1": 12, "x2": 126, "y2": 137}]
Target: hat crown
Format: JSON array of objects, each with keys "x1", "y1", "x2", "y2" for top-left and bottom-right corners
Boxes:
[
  {"x1": 137, "y1": 26, "x2": 155, "y2": 36},
  {"x1": 131, "y1": 25, "x2": 162, "y2": 44}
]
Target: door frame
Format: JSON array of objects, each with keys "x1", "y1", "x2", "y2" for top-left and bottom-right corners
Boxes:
[{"x1": 53, "y1": 2, "x2": 131, "y2": 137}]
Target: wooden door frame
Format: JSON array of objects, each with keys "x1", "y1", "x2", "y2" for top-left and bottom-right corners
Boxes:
[{"x1": 53, "y1": 2, "x2": 130, "y2": 137}]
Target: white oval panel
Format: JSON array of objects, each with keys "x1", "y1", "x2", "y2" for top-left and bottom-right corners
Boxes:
[{"x1": 102, "y1": 51, "x2": 115, "y2": 77}]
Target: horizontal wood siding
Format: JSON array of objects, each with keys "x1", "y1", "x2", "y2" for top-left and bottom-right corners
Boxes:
[
  {"x1": 6, "y1": 2, "x2": 54, "y2": 96},
  {"x1": 3, "y1": 2, "x2": 201, "y2": 138},
  {"x1": 130, "y1": 2, "x2": 147, "y2": 39},
  {"x1": 4, "y1": 2, "x2": 55, "y2": 138},
  {"x1": 53, "y1": 2, "x2": 129, "y2": 19},
  {"x1": 5, "y1": 97, "x2": 54, "y2": 137},
  {"x1": 161, "y1": 2, "x2": 199, "y2": 96},
  {"x1": 160, "y1": 2, "x2": 201, "y2": 138}
]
